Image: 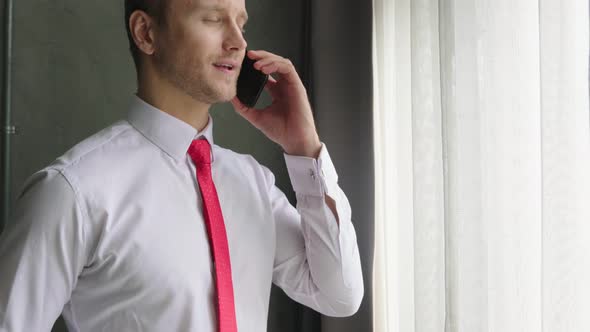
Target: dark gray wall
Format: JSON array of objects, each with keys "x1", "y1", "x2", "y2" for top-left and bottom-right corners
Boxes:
[
  {"x1": 2, "y1": 1, "x2": 313, "y2": 331},
  {"x1": 310, "y1": 1, "x2": 374, "y2": 331}
]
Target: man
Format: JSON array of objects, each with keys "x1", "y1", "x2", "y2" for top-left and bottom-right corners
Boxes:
[{"x1": 0, "y1": 0, "x2": 363, "y2": 331}]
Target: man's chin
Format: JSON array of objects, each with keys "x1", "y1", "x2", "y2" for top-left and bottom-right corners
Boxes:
[
  {"x1": 190, "y1": 85, "x2": 236, "y2": 105},
  {"x1": 213, "y1": 87, "x2": 237, "y2": 104}
]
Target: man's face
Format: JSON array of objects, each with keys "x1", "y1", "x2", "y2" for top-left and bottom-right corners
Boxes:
[{"x1": 152, "y1": 0, "x2": 248, "y2": 104}]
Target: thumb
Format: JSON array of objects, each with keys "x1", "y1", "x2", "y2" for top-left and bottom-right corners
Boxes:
[{"x1": 230, "y1": 96, "x2": 262, "y2": 125}]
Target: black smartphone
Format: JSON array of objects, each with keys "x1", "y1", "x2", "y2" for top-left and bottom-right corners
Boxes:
[{"x1": 236, "y1": 54, "x2": 269, "y2": 108}]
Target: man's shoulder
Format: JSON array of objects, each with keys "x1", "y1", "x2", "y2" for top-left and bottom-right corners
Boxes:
[
  {"x1": 45, "y1": 120, "x2": 135, "y2": 175},
  {"x1": 14, "y1": 120, "x2": 135, "y2": 200}
]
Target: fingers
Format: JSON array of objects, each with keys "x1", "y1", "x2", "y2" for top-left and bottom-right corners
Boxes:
[
  {"x1": 253, "y1": 57, "x2": 274, "y2": 69},
  {"x1": 259, "y1": 59, "x2": 298, "y2": 83},
  {"x1": 259, "y1": 63, "x2": 281, "y2": 75},
  {"x1": 231, "y1": 96, "x2": 263, "y2": 122},
  {"x1": 248, "y1": 50, "x2": 299, "y2": 83},
  {"x1": 230, "y1": 96, "x2": 249, "y2": 113},
  {"x1": 258, "y1": 58, "x2": 293, "y2": 74},
  {"x1": 264, "y1": 78, "x2": 280, "y2": 96},
  {"x1": 247, "y1": 49, "x2": 278, "y2": 60}
]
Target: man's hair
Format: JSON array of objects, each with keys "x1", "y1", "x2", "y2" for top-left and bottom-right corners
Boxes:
[{"x1": 124, "y1": 0, "x2": 168, "y2": 73}]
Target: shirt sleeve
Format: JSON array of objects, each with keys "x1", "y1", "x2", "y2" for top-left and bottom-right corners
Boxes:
[
  {"x1": 0, "y1": 169, "x2": 88, "y2": 331},
  {"x1": 269, "y1": 143, "x2": 364, "y2": 317}
]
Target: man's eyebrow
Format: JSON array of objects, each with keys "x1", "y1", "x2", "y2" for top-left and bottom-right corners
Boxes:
[{"x1": 196, "y1": 5, "x2": 248, "y2": 23}]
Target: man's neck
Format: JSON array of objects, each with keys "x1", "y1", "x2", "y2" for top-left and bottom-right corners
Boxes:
[{"x1": 136, "y1": 76, "x2": 211, "y2": 133}]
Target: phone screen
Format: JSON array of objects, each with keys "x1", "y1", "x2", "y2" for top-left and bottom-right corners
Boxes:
[{"x1": 236, "y1": 54, "x2": 269, "y2": 108}]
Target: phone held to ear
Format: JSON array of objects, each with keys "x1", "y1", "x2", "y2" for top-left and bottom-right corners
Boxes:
[{"x1": 236, "y1": 53, "x2": 269, "y2": 108}]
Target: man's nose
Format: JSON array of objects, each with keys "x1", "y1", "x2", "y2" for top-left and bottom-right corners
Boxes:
[{"x1": 224, "y1": 25, "x2": 247, "y2": 51}]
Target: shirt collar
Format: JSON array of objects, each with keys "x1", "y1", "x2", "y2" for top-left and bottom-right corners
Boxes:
[{"x1": 126, "y1": 94, "x2": 215, "y2": 163}]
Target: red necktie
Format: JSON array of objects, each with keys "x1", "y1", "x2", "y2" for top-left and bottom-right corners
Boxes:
[{"x1": 188, "y1": 139, "x2": 238, "y2": 332}]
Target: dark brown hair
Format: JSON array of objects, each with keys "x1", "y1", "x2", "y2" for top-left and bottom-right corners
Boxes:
[{"x1": 124, "y1": 0, "x2": 168, "y2": 72}]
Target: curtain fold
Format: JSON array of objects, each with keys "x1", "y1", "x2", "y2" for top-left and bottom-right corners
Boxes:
[{"x1": 373, "y1": 0, "x2": 590, "y2": 331}]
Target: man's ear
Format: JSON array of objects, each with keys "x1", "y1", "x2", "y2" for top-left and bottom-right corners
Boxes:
[{"x1": 129, "y1": 10, "x2": 157, "y2": 56}]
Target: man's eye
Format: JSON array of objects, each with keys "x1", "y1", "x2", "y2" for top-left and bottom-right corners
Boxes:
[{"x1": 204, "y1": 18, "x2": 221, "y2": 23}]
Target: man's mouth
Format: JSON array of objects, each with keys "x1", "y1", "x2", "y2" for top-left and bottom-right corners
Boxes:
[{"x1": 213, "y1": 61, "x2": 239, "y2": 73}]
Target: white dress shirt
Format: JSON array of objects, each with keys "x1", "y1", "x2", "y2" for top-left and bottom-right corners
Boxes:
[{"x1": 0, "y1": 95, "x2": 363, "y2": 332}]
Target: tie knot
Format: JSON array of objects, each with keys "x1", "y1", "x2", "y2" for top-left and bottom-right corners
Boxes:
[{"x1": 188, "y1": 139, "x2": 211, "y2": 165}]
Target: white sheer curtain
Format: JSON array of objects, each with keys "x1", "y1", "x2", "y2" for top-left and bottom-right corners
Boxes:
[{"x1": 372, "y1": 0, "x2": 590, "y2": 331}]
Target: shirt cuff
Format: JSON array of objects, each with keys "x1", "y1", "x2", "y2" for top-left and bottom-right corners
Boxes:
[{"x1": 283, "y1": 143, "x2": 339, "y2": 197}]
